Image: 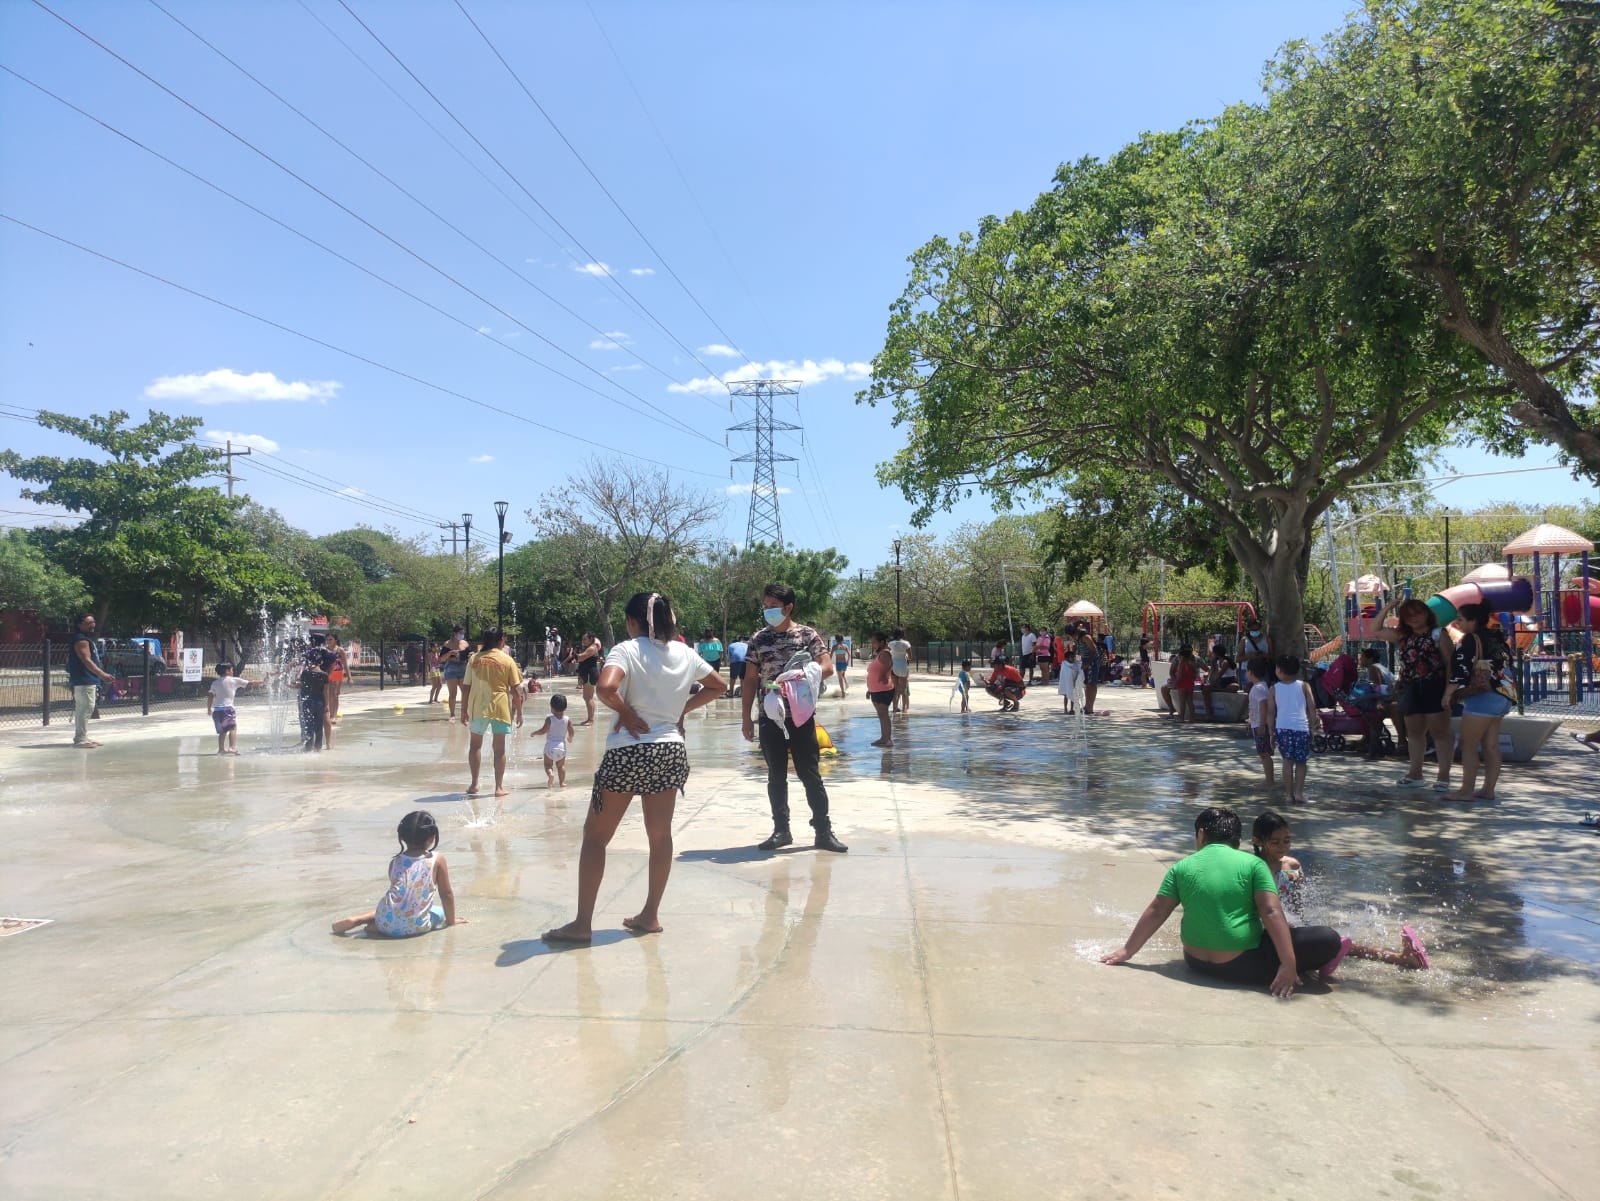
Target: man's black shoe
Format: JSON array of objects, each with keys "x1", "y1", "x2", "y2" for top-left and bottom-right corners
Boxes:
[
  {"x1": 758, "y1": 829, "x2": 794, "y2": 851},
  {"x1": 814, "y1": 829, "x2": 849, "y2": 853}
]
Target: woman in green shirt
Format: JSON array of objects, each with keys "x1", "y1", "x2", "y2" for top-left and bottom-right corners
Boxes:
[{"x1": 1100, "y1": 807, "x2": 1344, "y2": 998}]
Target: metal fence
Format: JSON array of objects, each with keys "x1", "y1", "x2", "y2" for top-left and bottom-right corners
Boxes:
[{"x1": 0, "y1": 639, "x2": 447, "y2": 729}]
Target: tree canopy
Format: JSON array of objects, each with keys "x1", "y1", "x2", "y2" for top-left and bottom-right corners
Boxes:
[{"x1": 859, "y1": 0, "x2": 1595, "y2": 655}]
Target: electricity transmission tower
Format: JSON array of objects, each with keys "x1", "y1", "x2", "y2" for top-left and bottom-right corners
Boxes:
[{"x1": 727, "y1": 379, "x2": 799, "y2": 548}]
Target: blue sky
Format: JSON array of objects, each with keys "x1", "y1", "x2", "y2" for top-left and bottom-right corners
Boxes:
[{"x1": 2, "y1": 0, "x2": 1589, "y2": 573}]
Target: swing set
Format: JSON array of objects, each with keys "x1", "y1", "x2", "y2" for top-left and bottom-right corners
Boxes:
[{"x1": 1142, "y1": 601, "x2": 1258, "y2": 659}]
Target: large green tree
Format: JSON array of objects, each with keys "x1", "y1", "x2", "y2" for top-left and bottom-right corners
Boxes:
[
  {"x1": 862, "y1": 80, "x2": 1489, "y2": 655},
  {"x1": 1274, "y1": 0, "x2": 1600, "y2": 475},
  {"x1": 0, "y1": 410, "x2": 316, "y2": 636}
]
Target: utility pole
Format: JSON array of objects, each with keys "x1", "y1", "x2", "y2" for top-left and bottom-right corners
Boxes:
[
  {"x1": 728, "y1": 379, "x2": 800, "y2": 548},
  {"x1": 438, "y1": 522, "x2": 462, "y2": 557},
  {"x1": 461, "y1": 513, "x2": 473, "y2": 633},
  {"x1": 215, "y1": 439, "x2": 252, "y2": 498}
]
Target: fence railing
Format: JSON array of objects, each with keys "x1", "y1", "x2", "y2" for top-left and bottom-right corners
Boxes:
[{"x1": 0, "y1": 638, "x2": 471, "y2": 729}]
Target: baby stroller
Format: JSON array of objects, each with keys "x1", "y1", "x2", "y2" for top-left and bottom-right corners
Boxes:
[{"x1": 1310, "y1": 652, "x2": 1393, "y2": 755}]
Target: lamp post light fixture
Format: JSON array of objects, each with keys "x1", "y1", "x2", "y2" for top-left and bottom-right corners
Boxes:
[
  {"x1": 494, "y1": 500, "x2": 509, "y2": 631},
  {"x1": 893, "y1": 538, "x2": 903, "y2": 631}
]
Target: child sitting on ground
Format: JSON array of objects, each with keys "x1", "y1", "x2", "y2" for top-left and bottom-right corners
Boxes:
[
  {"x1": 528, "y1": 693, "x2": 575, "y2": 788},
  {"x1": 1246, "y1": 658, "x2": 1274, "y2": 789},
  {"x1": 206, "y1": 661, "x2": 252, "y2": 755},
  {"x1": 1263, "y1": 654, "x2": 1320, "y2": 804},
  {"x1": 332, "y1": 811, "x2": 464, "y2": 936},
  {"x1": 1250, "y1": 811, "x2": 1429, "y2": 974}
]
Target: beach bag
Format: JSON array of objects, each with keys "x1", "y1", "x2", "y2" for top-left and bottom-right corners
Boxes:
[
  {"x1": 1461, "y1": 631, "x2": 1514, "y2": 700},
  {"x1": 780, "y1": 662, "x2": 821, "y2": 726}
]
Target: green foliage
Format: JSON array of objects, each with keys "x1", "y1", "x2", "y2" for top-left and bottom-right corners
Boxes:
[
  {"x1": 1268, "y1": 0, "x2": 1600, "y2": 474},
  {"x1": 527, "y1": 460, "x2": 722, "y2": 644},
  {"x1": 0, "y1": 528, "x2": 90, "y2": 616},
  {"x1": 864, "y1": 4, "x2": 1574, "y2": 652},
  {"x1": 0, "y1": 410, "x2": 317, "y2": 634}
]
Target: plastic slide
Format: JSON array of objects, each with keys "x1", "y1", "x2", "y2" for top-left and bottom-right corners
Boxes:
[
  {"x1": 1559, "y1": 591, "x2": 1600, "y2": 628},
  {"x1": 1424, "y1": 577, "x2": 1534, "y2": 625}
]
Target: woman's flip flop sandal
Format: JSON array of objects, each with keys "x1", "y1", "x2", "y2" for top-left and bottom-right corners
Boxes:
[{"x1": 1401, "y1": 925, "x2": 1431, "y2": 970}]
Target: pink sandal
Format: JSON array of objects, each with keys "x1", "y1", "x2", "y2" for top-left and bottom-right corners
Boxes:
[{"x1": 1401, "y1": 925, "x2": 1431, "y2": 969}]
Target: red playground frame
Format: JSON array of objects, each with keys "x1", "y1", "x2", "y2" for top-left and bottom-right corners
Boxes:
[{"x1": 1142, "y1": 601, "x2": 1259, "y2": 660}]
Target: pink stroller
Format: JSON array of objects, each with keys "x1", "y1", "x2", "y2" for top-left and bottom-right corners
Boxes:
[{"x1": 1310, "y1": 652, "x2": 1392, "y2": 754}]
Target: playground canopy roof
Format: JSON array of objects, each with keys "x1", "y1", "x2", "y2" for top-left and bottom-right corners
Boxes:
[
  {"x1": 1063, "y1": 600, "x2": 1104, "y2": 617},
  {"x1": 1461, "y1": 563, "x2": 1511, "y2": 583},
  {"x1": 1343, "y1": 573, "x2": 1388, "y2": 595},
  {"x1": 1503, "y1": 523, "x2": 1593, "y2": 555}
]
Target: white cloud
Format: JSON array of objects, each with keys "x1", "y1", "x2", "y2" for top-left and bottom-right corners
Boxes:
[
  {"x1": 146, "y1": 368, "x2": 340, "y2": 405},
  {"x1": 475, "y1": 325, "x2": 492, "y2": 335},
  {"x1": 668, "y1": 358, "x2": 872, "y2": 396},
  {"x1": 574, "y1": 261, "x2": 613, "y2": 277},
  {"x1": 469, "y1": 454, "x2": 494, "y2": 463},
  {"x1": 338, "y1": 486, "x2": 364, "y2": 497},
  {"x1": 203, "y1": 429, "x2": 279, "y2": 454},
  {"x1": 628, "y1": 267, "x2": 655, "y2": 276},
  {"x1": 700, "y1": 344, "x2": 741, "y2": 358},
  {"x1": 725, "y1": 483, "x2": 792, "y2": 496},
  {"x1": 589, "y1": 331, "x2": 631, "y2": 351},
  {"x1": 607, "y1": 363, "x2": 644, "y2": 373}
]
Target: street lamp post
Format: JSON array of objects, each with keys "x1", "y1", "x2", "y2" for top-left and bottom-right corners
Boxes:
[
  {"x1": 461, "y1": 513, "x2": 473, "y2": 632},
  {"x1": 494, "y1": 500, "x2": 509, "y2": 631},
  {"x1": 893, "y1": 538, "x2": 903, "y2": 630}
]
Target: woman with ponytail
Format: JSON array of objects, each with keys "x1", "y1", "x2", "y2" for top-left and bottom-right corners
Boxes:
[{"x1": 544, "y1": 591, "x2": 727, "y2": 942}]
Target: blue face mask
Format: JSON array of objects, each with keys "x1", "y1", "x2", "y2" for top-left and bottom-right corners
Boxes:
[{"x1": 763, "y1": 607, "x2": 785, "y2": 627}]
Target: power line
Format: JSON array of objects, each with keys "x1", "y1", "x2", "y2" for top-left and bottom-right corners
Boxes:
[
  {"x1": 194, "y1": 438, "x2": 446, "y2": 526},
  {"x1": 146, "y1": 0, "x2": 698, "y2": 394},
  {"x1": 332, "y1": 0, "x2": 732, "y2": 385},
  {"x1": 454, "y1": 0, "x2": 753, "y2": 360},
  {"x1": 584, "y1": 1, "x2": 779, "y2": 349},
  {"x1": 294, "y1": 0, "x2": 563, "y2": 248},
  {"x1": 5, "y1": 401, "x2": 447, "y2": 527},
  {"x1": 24, "y1": 1, "x2": 720, "y2": 445},
  {"x1": 0, "y1": 61, "x2": 714, "y2": 448},
  {"x1": 1, "y1": 212, "x2": 727, "y2": 481}
]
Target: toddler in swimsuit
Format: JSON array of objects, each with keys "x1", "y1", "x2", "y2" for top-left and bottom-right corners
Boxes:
[{"x1": 530, "y1": 693, "x2": 575, "y2": 788}]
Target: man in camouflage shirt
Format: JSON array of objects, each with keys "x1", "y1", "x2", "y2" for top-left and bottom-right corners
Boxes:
[{"x1": 741, "y1": 583, "x2": 847, "y2": 853}]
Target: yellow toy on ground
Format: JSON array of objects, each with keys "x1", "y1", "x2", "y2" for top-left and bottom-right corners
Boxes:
[{"x1": 816, "y1": 724, "x2": 836, "y2": 755}]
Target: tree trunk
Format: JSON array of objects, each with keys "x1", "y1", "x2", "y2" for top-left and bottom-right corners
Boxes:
[{"x1": 1231, "y1": 516, "x2": 1312, "y2": 662}]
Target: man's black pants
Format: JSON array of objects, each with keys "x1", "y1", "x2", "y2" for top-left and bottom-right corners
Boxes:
[{"x1": 757, "y1": 712, "x2": 831, "y2": 832}]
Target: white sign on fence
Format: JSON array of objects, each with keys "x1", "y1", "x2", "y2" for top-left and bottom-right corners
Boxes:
[{"x1": 181, "y1": 648, "x2": 204, "y2": 683}]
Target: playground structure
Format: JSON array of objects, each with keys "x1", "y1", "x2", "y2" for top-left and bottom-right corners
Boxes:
[
  {"x1": 1330, "y1": 522, "x2": 1594, "y2": 744},
  {"x1": 1141, "y1": 601, "x2": 1256, "y2": 659},
  {"x1": 1062, "y1": 599, "x2": 1106, "y2": 636},
  {"x1": 1502, "y1": 523, "x2": 1596, "y2": 708}
]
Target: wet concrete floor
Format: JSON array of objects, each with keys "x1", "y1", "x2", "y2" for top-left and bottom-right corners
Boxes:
[{"x1": 1, "y1": 677, "x2": 1596, "y2": 1199}]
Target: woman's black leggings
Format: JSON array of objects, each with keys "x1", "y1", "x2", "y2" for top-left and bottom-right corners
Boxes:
[{"x1": 1184, "y1": 926, "x2": 1342, "y2": 985}]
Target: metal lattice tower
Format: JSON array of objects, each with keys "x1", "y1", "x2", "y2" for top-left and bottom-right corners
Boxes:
[{"x1": 727, "y1": 379, "x2": 800, "y2": 548}]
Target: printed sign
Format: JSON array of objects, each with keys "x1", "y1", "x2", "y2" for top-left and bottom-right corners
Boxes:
[{"x1": 182, "y1": 647, "x2": 204, "y2": 683}]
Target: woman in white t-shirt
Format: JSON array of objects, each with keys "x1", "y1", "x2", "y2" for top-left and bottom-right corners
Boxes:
[{"x1": 544, "y1": 592, "x2": 726, "y2": 944}]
